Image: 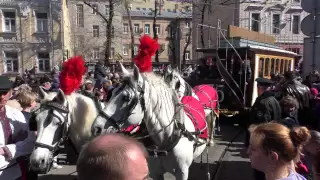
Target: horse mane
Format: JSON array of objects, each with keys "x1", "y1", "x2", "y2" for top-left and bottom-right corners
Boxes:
[
  {"x1": 65, "y1": 93, "x2": 98, "y2": 148},
  {"x1": 141, "y1": 72, "x2": 170, "y2": 89}
]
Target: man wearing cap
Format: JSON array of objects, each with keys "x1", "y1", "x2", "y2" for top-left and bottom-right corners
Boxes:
[
  {"x1": 0, "y1": 76, "x2": 36, "y2": 180},
  {"x1": 247, "y1": 77, "x2": 282, "y2": 180}
]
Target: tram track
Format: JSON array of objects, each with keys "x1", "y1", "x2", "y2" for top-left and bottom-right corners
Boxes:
[{"x1": 210, "y1": 128, "x2": 245, "y2": 180}]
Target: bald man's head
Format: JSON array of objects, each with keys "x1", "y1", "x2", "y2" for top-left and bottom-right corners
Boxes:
[{"x1": 77, "y1": 134, "x2": 148, "y2": 180}]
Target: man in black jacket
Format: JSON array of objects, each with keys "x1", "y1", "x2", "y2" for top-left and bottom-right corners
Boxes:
[
  {"x1": 247, "y1": 77, "x2": 282, "y2": 180},
  {"x1": 94, "y1": 61, "x2": 107, "y2": 89}
]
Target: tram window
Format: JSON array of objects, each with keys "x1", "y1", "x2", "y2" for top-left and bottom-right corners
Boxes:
[
  {"x1": 280, "y1": 59, "x2": 284, "y2": 73},
  {"x1": 271, "y1": 58, "x2": 275, "y2": 75},
  {"x1": 284, "y1": 60, "x2": 288, "y2": 72},
  {"x1": 265, "y1": 58, "x2": 270, "y2": 77},
  {"x1": 275, "y1": 59, "x2": 280, "y2": 73},
  {"x1": 259, "y1": 58, "x2": 264, "y2": 77},
  {"x1": 288, "y1": 60, "x2": 292, "y2": 71}
]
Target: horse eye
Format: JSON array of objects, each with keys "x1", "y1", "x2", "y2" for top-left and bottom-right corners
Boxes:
[{"x1": 123, "y1": 92, "x2": 130, "y2": 101}]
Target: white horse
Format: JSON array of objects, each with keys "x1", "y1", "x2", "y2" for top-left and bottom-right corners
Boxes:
[
  {"x1": 29, "y1": 87, "x2": 105, "y2": 172},
  {"x1": 163, "y1": 65, "x2": 219, "y2": 146},
  {"x1": 92, "y1": 65, "x2": 207, "y2": 180}
]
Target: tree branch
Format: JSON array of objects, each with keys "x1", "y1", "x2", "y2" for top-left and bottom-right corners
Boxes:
[{"x1": 83, "y1": 0, "x2": 109, "y2": 24}]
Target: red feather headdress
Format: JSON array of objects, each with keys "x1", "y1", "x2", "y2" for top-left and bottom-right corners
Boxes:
[
  {"x1": 59, "y1": 56, "x2": 86, "y2": 95},
  {"x1": 133, "y1": 35, "x2": 159, "y2": 72}
]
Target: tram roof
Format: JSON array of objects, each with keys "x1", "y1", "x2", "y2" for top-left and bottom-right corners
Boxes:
[{"x1": 196, "y1": 45, "x2": 298, "y2": 57}]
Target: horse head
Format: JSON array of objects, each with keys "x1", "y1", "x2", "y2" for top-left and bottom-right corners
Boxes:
[
  {"x1": 29, "y1": 88, "x2": 70, "y2": 173},
  {"x1": 92, "y1": 65, "x2": 145, "y2": 136},
  {"x1": 164, "y1": 65, "x2": 186, "y2": 98}
]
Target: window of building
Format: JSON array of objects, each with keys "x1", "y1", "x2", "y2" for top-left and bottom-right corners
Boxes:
[
  {"x1": 292, "y1": 15, "x2": 300, "y2": 34},
  {"x1": 123, "y1": 45, "x2": 128, "y2": 55},
  {"x1": 144, "y1": 24, "x2": 150, "y2": 34},
  {"x1": 134, "y1": 24, "x2": 140, "y2": 34},
  {"x1": 136, "y1": 7, "x2": 140, "y2": 10},
  {"x1": 155, "y1": 24, "x2": 160, "y2": 35},
  {"x1": 93, "y1": 25, "x2": 99, "y2": 37},
  {"x1": 272, "y1": 14, "x2": 281, "y2": 34},
  {"x1": 185, "y1": 21, "x2": 190, "y2": 28},
  {"x1": 123, "y1": 23, "x2": 129, "y2": 34},
  {"x1": 4, "y1": 52, "x2": 18, "y2": 72},
  {"x1": 167, "y1": 9, "x2": 171, "y2": 12},
  {"x1": 109, "y1": 47, "x2": 115, "y2": 59},
  {"x1": 37, "y1": 53, "x2": 50, "y2": 72},
  {"x1": 76, "y1": 4, "x2": 84, "y2": 27},
  {"x1": 36, "y1": 12, "x2": 48, "y2": 32},
  {"x1": 3, "y1": 11, "x2": 16, "y2": 32},
  {"x1": 76, "y1": 35, "x2": 84, "y2": 47},
  {"x1": 105, "y1": 5, "x2": 109, "y2": 15},
  {"x1": 92, "y1": 4, "x2": 98, "y2": 14},
  {"x1": 134, "y1": 45, "x2": 138, "y2": 55},
  {"x1": 251, "y1": 13, "x2": 260, "y2": 32},
  {"x1": 93, "y1": 48, "x2": 100, "y2": 59},
  {"x1": 185, "y1": 51, "x2": 190, "y2": 60},
  {"x1": 142, "y1": 8, "x2": 146, "y2": 11}
]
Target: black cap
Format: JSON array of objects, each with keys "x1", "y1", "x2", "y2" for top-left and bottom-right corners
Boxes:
[
  {"x1": 0, "y1": 76, "x2": 14, "y2": 92},
  {"x1": 255, "y1": 77, "x2": 274, "y2": 87}
]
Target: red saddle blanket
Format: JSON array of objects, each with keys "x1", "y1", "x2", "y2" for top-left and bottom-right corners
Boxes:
[
  {"x1": 193, "y1": 85, "x2": 219, "y2": 114},
  {"x1": 181, "y1": 96, "x2": 208, "y2": 139}
]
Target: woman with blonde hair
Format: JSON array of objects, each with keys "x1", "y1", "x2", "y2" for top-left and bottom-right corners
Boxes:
[{"x1": 247, "y1": 122, "x2": 311, "y2": 180}]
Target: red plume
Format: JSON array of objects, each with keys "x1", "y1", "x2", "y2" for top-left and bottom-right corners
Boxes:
[
  {"x1": 133, "y1": 35, "x2": 159, "y2": 72},
  {"x1": 59, "y1": 56, "x2": 87, "y2": 95}
]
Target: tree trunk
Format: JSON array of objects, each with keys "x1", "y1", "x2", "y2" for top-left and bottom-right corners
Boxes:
[
  {"x1": 124, "y1": 0, "x2": 135, "y2": 61},
  {"x1": 153, "y1": 1, "x2": 159, "y2": 63},
  {"x1": 182, "y1": 27, "x2": 192, "y2": 69},
  {"x1": 105, "y1": 0, "x2": 114, "y2": 66}
]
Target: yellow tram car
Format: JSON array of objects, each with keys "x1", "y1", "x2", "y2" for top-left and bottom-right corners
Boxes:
[{"x1": 195, "y1": 26, "x2": 298, "y2": 111}]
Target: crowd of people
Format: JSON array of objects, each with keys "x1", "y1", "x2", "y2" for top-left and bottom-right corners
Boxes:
[
  {"x1": 1, "y1": 58, "x2": 320, "y2": 180},
  {"x1": 246, "y1": 70, "x2": 320, "y2": 180}
]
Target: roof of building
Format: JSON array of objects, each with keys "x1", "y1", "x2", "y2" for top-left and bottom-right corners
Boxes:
[{"x1": 125, "y1": 10, "x2": 192, "y2": 19}]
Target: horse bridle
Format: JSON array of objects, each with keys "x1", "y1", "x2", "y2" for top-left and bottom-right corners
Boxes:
[
  {"x1": 33, "y1": 101, "x2": 70, "y2": 153},
  {"x1": 98, "y1": 78, "x2": 146, "y2": 130}
]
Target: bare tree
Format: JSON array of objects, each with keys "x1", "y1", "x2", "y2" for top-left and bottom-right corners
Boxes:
[{"x1": 83, "y1": 0, "x2": 116, "y2": 65}]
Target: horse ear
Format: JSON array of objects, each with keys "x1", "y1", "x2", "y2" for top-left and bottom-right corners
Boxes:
[
  {"x1": 133, "y1": 65, "x2": 141, "y2": 82},
  {"x1": 117, "y1": 61, "x2": 130, "y2": 77},
  {"x1": 54, "y1": 89, "x2": 66, "y2": 105},
  {"x1": 38, "y1": 86, "x2": 49, "y2": 100}
]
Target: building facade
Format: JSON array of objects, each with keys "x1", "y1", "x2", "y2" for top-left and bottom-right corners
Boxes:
[
  {"x1": 66, "y1": 0, "x2": 123, "y2": 64},
  {"x1": 121, "y1": 10, "x2": 192, "y2": 66},
  {"x1": 0, "y1": 0, "x2": 63, "y2": 75},
  {"x1": 192, "y1": 0, "x2": 306, "y2": 60},
  {"x1": 129, "y1": 0, "x2": 192, "y2": 14},
  {"x1": 238, "y1": 0, "x2": 305, "y2": 55}
]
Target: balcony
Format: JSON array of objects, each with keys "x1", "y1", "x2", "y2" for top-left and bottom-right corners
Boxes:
[
  {"x1": 0, "y1": 33, "x2": 18, "y2": 42},
  {"x1": 31, "y1": 33, "x2": 50, "y2": 43}
]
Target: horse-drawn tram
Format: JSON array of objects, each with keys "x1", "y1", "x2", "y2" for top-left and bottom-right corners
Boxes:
[{"x1": 189, "y1": 25, "x2": 298, "y2": 117}]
